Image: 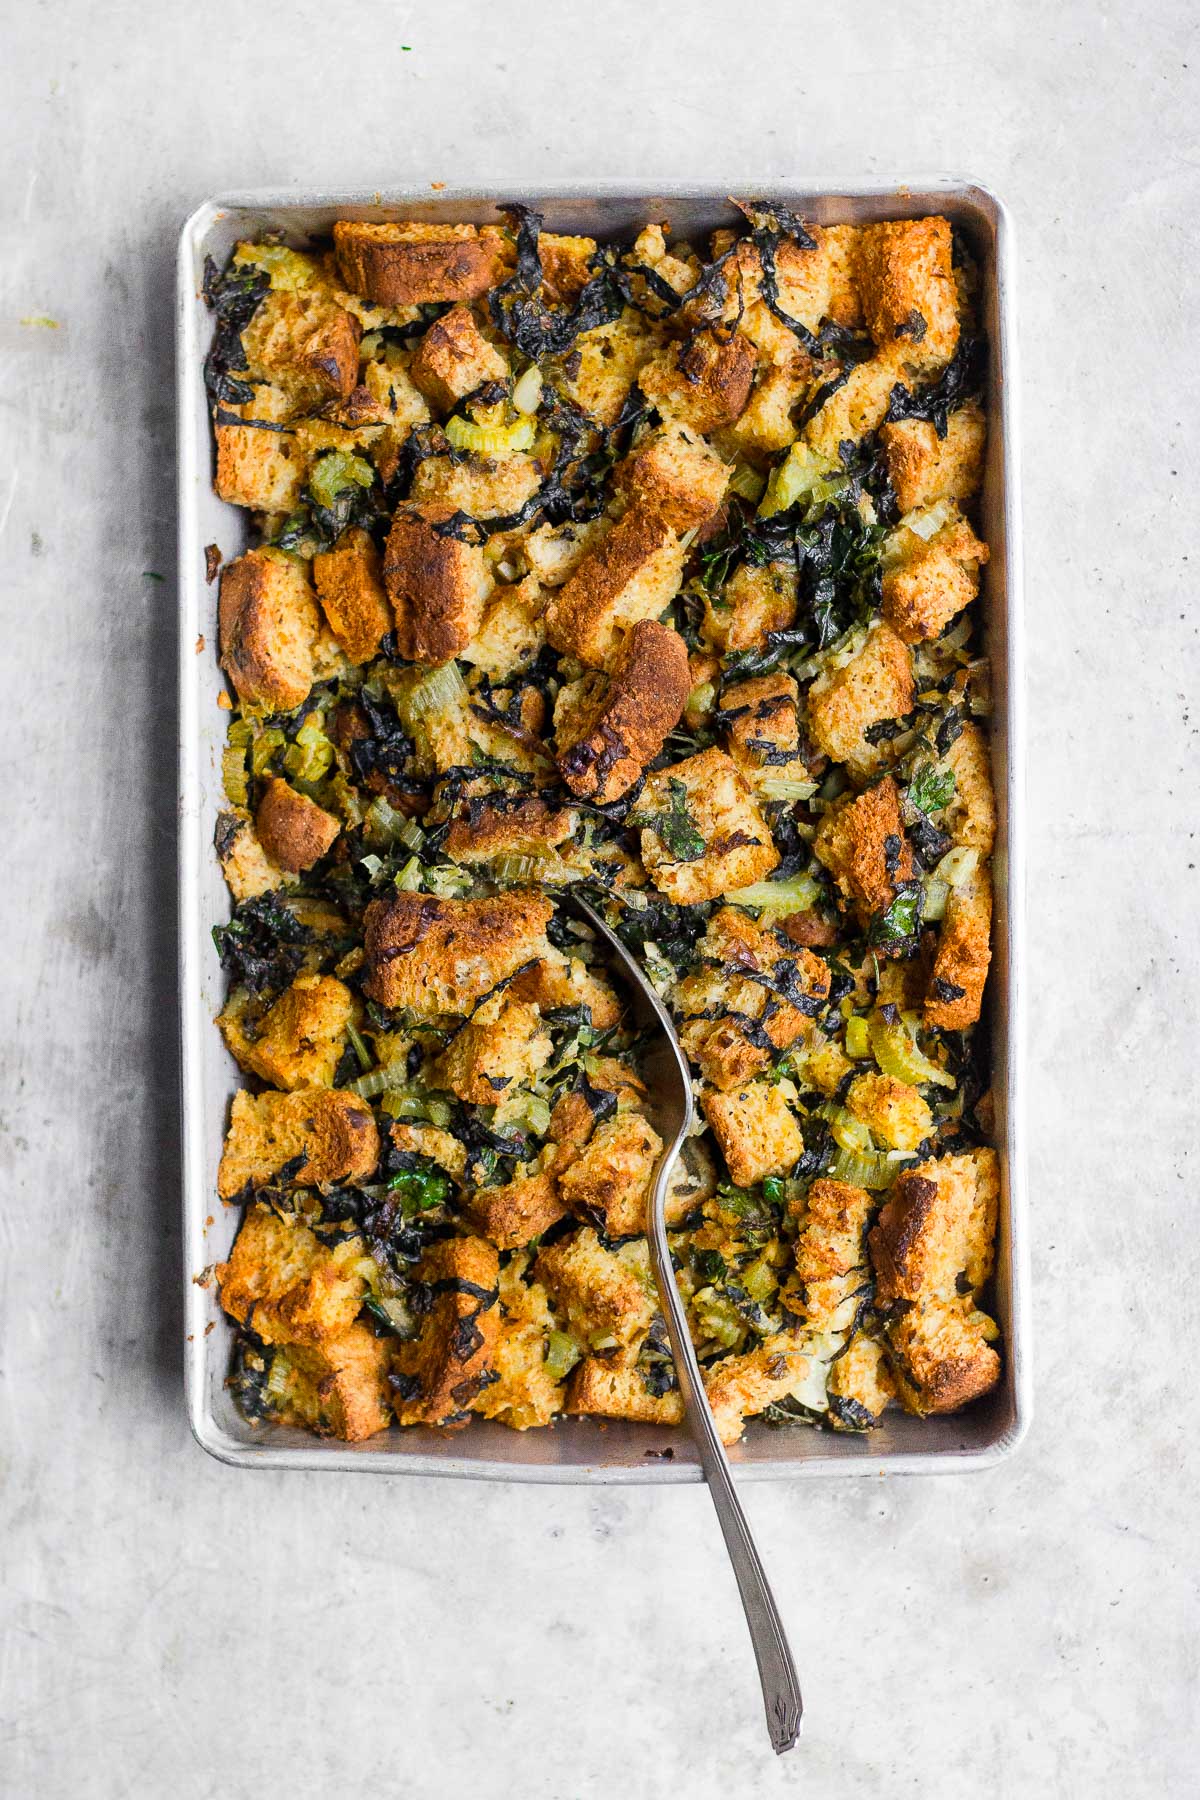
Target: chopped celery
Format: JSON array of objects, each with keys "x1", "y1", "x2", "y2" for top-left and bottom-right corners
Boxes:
[
  {"x1": 844, "y1": 1015, "x2": 871, "y2": 1059},
  {"x1": 221, "y1": 744, "x2": 248, "y2": 807},
  {"x1": 380, "y1": 1091, "x2": 453, "y2": 1128},
  {"x1": 309, "y1": 451, "x2": 375, "y2": 510},
  {"x1": 723, "y1": 871, "x2": 822, "y2": 913},
  {"x1": 933, "y1": 846, "x2": 980, "y2": 890},
  {"x1": 826, "y1": 1146, "x2": 910, "y2": 1189},
  {"x1": 544, "y1": 1330, "x2": 582, "y2": 1381},
  {"x1": 284, "y1": 718, "x2": 334, "y2": 783},
  {"x1": 398, "y1": 659, "x2": 466, "y2": 725},
  {"x1": 511, "y1": 365, "x2": 544, "y2": 415},
  {"x1": 501, "y1": 1090, "x2": 552, "y2": 1138},
  {"x1": 728, "y1": 461, "x2": 767, "y2": 502},
  {"x1": 757, "y1": 775, "x2": 819, "y2": 803},
  {"x1": 393, "y1": 856, "x2": 423, "y2": 892},
  {"x1": 922, "y1": 877, "x2": 949, "y2": 922},
  {"x1": 445, "y1": 414, "x2": 536, "y2": 456},
  {"x1": 346, "y1": 1023, "x2": 373, "y2": 1073},
  {"x1": 365, "y1": 794, "x2": 411, "y2": 847},
  {"x1": 251, "y1": 725, "x2": 286, "y2": 776},
  {"x1": 758, "y1": 443, "x2": 842, "y2": 517},
  {"x1": 869, "y1": 1014, "x2": 956, "y2": 1090},
  {"x1": 817, "y1": 1103, "x2": 875, "y2": 1155}
]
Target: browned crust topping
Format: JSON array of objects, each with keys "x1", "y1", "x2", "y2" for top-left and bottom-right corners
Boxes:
[
  {"x1": 556, "y1": 619, "x2": 691, "y2": 803},
  {"x1": 362, "y1": 890, "x2": 554, "y2": 1013},
  {"x1": 392, "y1": 1236, "x2": 501, "y2": 1423},
  {"x1": 332, "y1": 220, "x2": 509, "y2": 306},
  {"x1": 382, "y1": 506, "x2": 490, "y2": 664},
  {"x1": 870, "y1": 1173, "x2": 940, "y2": 1306},
  {"x1": 218, "y1": 550, "x2": 318, "y2": 711},
  {"x1": 255, "y1": 777, "x2": 340, "y2": 873}
]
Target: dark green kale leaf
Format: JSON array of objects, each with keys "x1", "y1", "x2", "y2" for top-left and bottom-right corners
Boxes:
[
  {"x1": 212, "y1": 892, "x2": 309, "y2": 995},
  {"x1": 908, "y1": 762, "x2": 957, "y2": 815},
  {"x1": 636, "y1": 778, "x2": 706, "y2": 862}
]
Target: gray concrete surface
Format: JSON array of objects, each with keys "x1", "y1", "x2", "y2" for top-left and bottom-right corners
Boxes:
[{"x1": 2, "y1": 2, "x2": 1198, "y2": 1795}]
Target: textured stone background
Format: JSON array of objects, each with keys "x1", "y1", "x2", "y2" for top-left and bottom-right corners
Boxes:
[{"x1": 2, "y1": 3, "x2": 1197, "y2": 1795}]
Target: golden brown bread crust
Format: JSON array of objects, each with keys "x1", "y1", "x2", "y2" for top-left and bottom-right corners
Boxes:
[
  {"x1": 332, "y1": 220, "x2": 509, "y2": 306},
  {"x1": 255, "y1": 778, "x2": 340, "y2": 873},
  {"x1": 638, "y1": 328, "x2": 757, "y2": 432},
  {"x1": 805, "y1": 620, "x2": 915, "y2": 773},
  {"x1": 218, "y1": 550, "x2": 319, "y2": 711},
  {"x1": 704, "y1": 1337, "x2": 809, "y2": 1445},
  {"x1": 241, "y1": 289, "x2": 362, "y2": 403},
  {"x1": 566, "y1": 1356, "x2": 685, "y2": 1425},
  {"x1": 443, "y1": 796, "x2": 576, "y2": 863},
  {"x1": 543, "y1": 505, "x2": 685, "y2": 668},
  {"x1": 216, "y1": 1088, "x2": 379, "y2": 1198},
  {"x1": 612, "y1": 421, "x2": 730, "y2": 531},
  {"x1": 812, "y1": 777, "x2": 915, "y2": 920},
  {"x1": 701, "y1": 1080, "x2": 804, "y2": 1188},
  {"x1": 312, "y1": 527, "x2": 392, "y2": 665},
  {"x1": 216, "y1": 1203, "x2": 367, "y2": 1347},
  {"x1": 409, "y1": 303, "x2": 508, "y2": 411},
  {"x1": 879, "y1": 403, "x2": 986, "y2": 514},
  {"x1": 557, "y1": 1113, "x2": 664, "y2": 1238},
  {"x1": 214, "y1": 416, "x2": 304, "y2": 511},
  {"x1": 362, "y1": 890, "x2": 554, "y2": 1014},
  {"x1": 924, "y1": 865, "x2": 992, "y2": 1029},
  {"x1": 464, "y1": 1169, "x2": 568, "y2": 1251},
  {"x1": 637, "y1": 747, "x2": 779, "y2": 904},
  {"x1": 281, "y1": 1325, "x2": 393, "y2": 1441},
  {"x1": 382, "y1": 505, "x2": 491, "y2": 664},
  {"x1": 555, "y1": 619, "x2": 691, "y2": 803},
  {"x1": 886, "y1": 1302, "x2": 1000, "y2": 1414},
  {"x1": 881, "y1": 517, "x2": 990, "y2": 644},
  {"x1": 856, "y1": 217, "x2": 959, "y2": 370},
  {"x1": 392, "y1": 1236, "x2": 501, "y2": 1424}
]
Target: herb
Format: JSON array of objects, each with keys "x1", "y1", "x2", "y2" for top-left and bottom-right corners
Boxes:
[
  {"x1": 867, "y1": 880, "x2": 924, "y2": 949},
  {"x1": 635, "y1": 778, "x2": 706, "y2": 862},
  {"x1": 907, "y1": 762, "x2": 956, "y2": 815},
  {"x1": 386, "y1": 1165, "x2": 451, "y2": 1215},
  {"x1": 212, "y1": 893, "x2": 309, "y2": 995}
]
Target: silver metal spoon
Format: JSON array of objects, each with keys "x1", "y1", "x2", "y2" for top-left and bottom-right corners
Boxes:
[{"x1": 569, "y1": 895, "x2": 802, "y2": 1755}]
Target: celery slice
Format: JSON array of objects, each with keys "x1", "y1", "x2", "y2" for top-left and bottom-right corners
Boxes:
[
  {"x1": 221, "y1": 744, "x2": 248, "y2": 807},
  {"x1": 844, "y1": 1015, "x2": 871, "y2": 1060},
  {"x1": 445, "y1": 414, "x2": 535, "y2": 456},
  {"x1": 722, "y1": 871, "x2": 822, "y2": 913},
  {"x1": 544, "y1": 1330, "x2": 582, "y2": 1381},
  {"x1": 869, "y1": 1015, "x2": 956, "y2": 1090},
  {"x1": 826, "y1": 1146, "x2": 910, "y2": 1189}
]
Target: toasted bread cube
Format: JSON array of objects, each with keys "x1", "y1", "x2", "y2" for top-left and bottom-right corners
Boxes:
[
  {"x1": 332, "y1": 219, "x2": 510, "y2": 306},
  {"x1": 943, "y1": 721, "x2": 996, "y2": 855},
  {"x1": 460, "y1": 577, "x2": 546, "y2": 678},
  {"x1": 788, "y1": 1178, "x2": 873, "y2": 1330},
  {"x1": 539, "y1": 232, "x2": 597, "y2": 303},
  {"x1": 217, "y1": 1202, "x2": 369, "y2": 1346},
  {"x1": 802, "y1": 351, "x2": 912, "y2": 462},
  {"x1": 443, "y1": 796, "x2": 576, "y2": 866},
  {"x1": 255, "y1": 778, "x2": 340, "y2": 874},
  {"x1": 312, "y1": 527, "x2": 392, "y2": 665},
  {"x1": 214, "y1": 410, "x2": 305, "y2": 511},
  {"x1": 241, "y1": 288, "x2": 361, "y2": 405},
  {"x1": 677, "y1": 907, "x2": 829, "y2": 1089},
  {"x1": 805, "y1": 622, "x2": 914, "y2": 774},
  {"x1": 434, "y1": 993, "x2": 552, "y2": 1105},
  {"x1": 218, "y1": 974, "x2": 358, "y2": 1091},
  {"x1": 637, "y1": 747, "x2": 779, "y2": 905},
  {"x1": 880, "y1": 402, "x2": 986, "y2": 513},
  {"x1": 722, "y1": 367, "x2": 809, "y2": 459},
  {"x1": 473, "y1": 1258, "x2": 564, "y2": 1429},
  {"x1": 410, "y1": 450, "x2": 542, "y2": 520},
  {"x1": 557, "y1": 311, "x2": 661, "y2": 425},
  {"x1": 870, "y1": 1149, "x2": 998, "y2": 1307},
  {"x1": 214, "y1": 809, "x2": 284, "y2": 902},
  {"x1": 218, "y1": 550, "x2": 319, "y2": 712},
  {"x1": 566, "y1": 1355, "x2": 685, "y2": 1426},
  {"x1": 846, "y1": 1072, "x2": 932, "y2": 1152},
  {"x1": 702, "y1": 1080, "x2": 803, "y2": 1187},
  {"x1": 465, "y1": 1167, "x2": 568, "y2": 1252},
  {"x1": 827, "y1": 1332, "x2": 895, "y2": 1430},
  {"x1": 409, "y1": 304, "x2": 508, "y2": 410},
  {"x1": 555, "y1": 619, "x2": 691, "y2": 804},
  {"x1": 612, "y1": 421, "x2": 730, "y2": 532},
  {"x1": 363, "y1": 890, "x2": 554, "y2": 1016},
  {"x1": 392, "y1": 1236, "x2": 501, "y2": 1424},
  {"x1": 704, "y1": 1336, "x2": 809, "y2": 1446},
  {"x1": 812, "y1": 777, "x2": 915, "y2": 921},
  {"x1": 507, "y1": 952, "x2": 623, "y2": 1033},
  {"x1": 924, "y1": 864, "x2": 992, "y2": 1030},
  {"x1": 887, "y1": 1297, "x2": 1000, "y2": 1415},
  {"x1": 266, "y1": 1325, "x2": 392, "y2": 1441},
  {"x1": 703, "y1": 560, "x2": 798, "y2": 655},
  {"x1": 217, "y1": 1088, "x2": 379, "y2": 1199},
  {"x1": 390, "y1": 1120, "x2": 467, "y2": 1180},
  {"x1": 856, "y1": 217, "x2": 959, "y2": 370},
  {"x1": 522, "y1": 518, "x2": 605, "y2": 587},
  {"x1": 544, "y1": 506, "x2": 686, "y2": 668},
  {"x1": 557, "y1": 1113, "x2": 664, "y2": 1238},
  {"x1": 382, "y1": 504, "x2": 492, "y2": 664},
  {"x1": 882, "y1": 514, "x2": 989, "y2": 644},
  {"x1": 638, "y1": 328, "x2": 757, "y2": 433},
  {"x1": 534, "y1": 1228, "x2": 654, "y2": 1348},
  {"x1": 719, "y1": 672, "x2": 806, "y2": 791}
]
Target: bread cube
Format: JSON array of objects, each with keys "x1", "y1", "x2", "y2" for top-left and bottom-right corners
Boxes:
[
  {"x1": 332, "y1": 219, "x2": 510, "y2": 306},
  {"x1": 612, "y1": 421, "x2": 730, "y2": 531},
  {"x1": 555, "y1": 619, "x2": 691, "y2": 804},
  {"x1": 362, "y1": 890, "x2": 554, "y2": 1016},
  {"x1": 217, "y1": 1088, "x2": 379, "y2": 1198},
  {"x1": 409, "y1": 304, "x2": 508, "y2": 410},
  {"x1": 382, "y1": 504, "x2": 493, "y2": 665},
  {"x1": 704, "y1": 1336, "x2": 809, "y2": 1445},
  {"x1": 217, "y1": 1202, "x2": 369, "y2": 1346},
  {"x1": 637, "y1": 328, "x2": 757, "y2": 433},
  {"x1": 464, "y1": 1167, "x2": 568, "y2": 1252},
  {"x1": 241, "y1": 288, "x2": 362, "y2": 405},
  {"x1": 266, "y1": 1325, "x2": 392, "y2": 1441},
  {"x1": 702, "y1": 560, "x2": 798, "y2": 654},
  {"x1": 391, "y1": 1236, "x2": 501, "y2": 1424},
  {"x1": 805, "y1": 621, "x2": 914, "y2": 774},
  {"x1": 433, "y1": 993, "x2": 552, "y2": 1104},
  {"x1": 846, "y1": 1072, "x2": 932, "y2": 1152},
  {"x1": 534, "y1": 1228, "x2": 654, "y2": 1348},
  {"x1": 255, "y1": 778, "x2": 340, "y2": 874},
  {"x1": 924, "y1": 864, "x2": 992, "y2": 1030},
  {"x1": 701, "y1": 1080, "x2": 803, "y2": 1187},
  {"x1": 557, "y1": 1113, "x2": 664, "y2": 1238},
  {"x1": 880, "y1": 402, "x2": 986, "y2": 514},
  {"x1": 218, "y1": 550, "x2": 320, "y2": 711},
  {"x1": 812, "y1": 777, "x2": 915, "y2": 920},
  {"x1": 566, "y1": 1355, "x2": 685, "y2": 1426},
  {"x1": 636, "y1": 748, "x2": 779, "y2": 905},
  {"x1": 882, "y1": 513, "x2": 989, "y2": 644},
  {"x1": 218, "y1": 974, "x2": 358, "y2": 1090},
  {"x1": 312, "y1": 527, "x2": 392, "y2": 665},
  {"x1": 856, "y1": 217, "x2": 959, "y2": 371},
  {"x1": 543, "y1": 505, "x2": 687, "y2": 668}
]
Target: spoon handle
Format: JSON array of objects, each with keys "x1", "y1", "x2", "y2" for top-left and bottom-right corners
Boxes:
[{"x1": 647, "y1": 1161, "x2": 803, "y2": 1756}]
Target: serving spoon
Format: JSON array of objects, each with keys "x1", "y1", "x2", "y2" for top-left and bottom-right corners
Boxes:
[{"x1": 569, "y1": 896, "x2": 802, "y2": 1755}]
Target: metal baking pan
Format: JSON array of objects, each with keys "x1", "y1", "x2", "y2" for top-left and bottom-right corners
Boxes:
[{"x1": 177, "y1": 181, "x2": 1029, "y2": 1481}]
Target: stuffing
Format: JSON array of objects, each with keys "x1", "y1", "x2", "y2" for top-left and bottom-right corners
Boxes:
[
  {"x1": 942, "y1": 721, "x2": 997, "y2": 856},
  {"x1": 879, "y1": 402, "x2": 986, "y2": 514},
  {"x1": 846, "y1": 1072, "x2": 932, "y2": 1152},
  {"x1": 718, "y1": 672, "x2": 807, "y2": 792},
  {"x1": 217, "y1": 1202, "x2": 369, "y2": 1346},
  {"x1": 382, "y1": 504, "x2": 493, "y2": 664},
  {"x1": 924, "y1": 864, "x2": 992, "y2": 1030},
  {"x1": 522, "y1": 518, "x2": 605, "y2": 587},
  {"x1": 721, "y1": 366, "x2": 809, "y2": 459},
  {"x1": 787, "y1": 1178, "x2": 873, "y2": 1330},
  {"x1": 473, "y1": 1257, "x2": 563, "y2": 1429},
  {"x1": 827, "y1": 1332, "x2": 895, "y2": 1430},
  {"x1": 802, "y1": 351, "x2": 912, "y2": 462},
  {"x1": 811, "y1": 776, "x2": 915, "y2": 920},
  {"x1": 240, "y1": 288, "x2": 362, "y2": 406},
  {"x1": 543, "y1": 505, "x2": 687, "y2": 668},
  {"x1": 702, "y1": 560, "x2": 797, "y2": 654},
  {"x1": 217, "y1": 1088, "x2": 379, "y2": 1198},
  {"x1": 555, "y1": 619, "x2": 691, "y2": 804},
  {"x1": 214, "y1": 386, "x2": 305, "y2": 511},
  {"x1": 214, "y1": 809, "x2": 284, "y2": 902},
  {"x1": 612, "y1": 421, "x2": 730, "y2": 531},
  {"x1": 508, "y1": 952, "x2": 623, "y2": 1033},
  {"x1": 566, "y1": 1355, "x2": 685, "y2": 1426},
  {"x1": 637, "y1": 328, "x2": 757, "y2": 433},
  {"x1": 886, "y1": 1298, "x2": 1000, "y2": 1415},
  {"x1": 539, "y1": 233, "x2": 597, "y2": 304},
  {"x1": 557, "y1": 1113, "x2": 664, "y2": 1238},
  {"x1": 266, "y1": 1324, "x2": 392, "y2": 1441},
  {"x1": 218, "y1": 550, "x2": 320, "y2": 711},
  {"x1": 332, "y1": 219, "x2": 510, "y2": 306},
  {"x1": 443, "y1": 796, "x2": 576, "y2": 866},
  {"x1": 459, "y1": 577, "x2": 546, "y2": 678},
  {"x1": 676, "y1": 907, "x2": 830, "y2": 1089},
  {"x1": 882, "y1": 513, "x2": 990, "y2": 644},
  {"x1": 555, "y1": 311, "x2": 660, "y2": 426},
  {"x1": 311, "y1": 527, "x2": 392, "y2": 665},
  {"x1": 408, "y1": 304, "x2": 508, "y2": 410},
  {"x1": 362, "y1": 890, "x2": 554, "y2": 1015},
  {"x1": 409, "y1": 451, "x2": 542, "y2": 520},
  {"x1": 870, "y1": 1149, "x2": 999, "y2": 1306},
  {"x1": 390, "y1": 1120, "x2": 467, "y2": 1180},
  {"x1": 255, "y1": 778, "x2": 340, "y2": 873},
  {"x1": 534, "y1": 1228, "x2": 655, "y2": 1348},
  {"x1": 704, "y1": 1336, "x2": 809, "y2": 1446},
  {"x1": 433, "y1": 992, "x2": 552, "y2": 1104},
  {"x1": 636, "y1": 747, "x2": 779, "y2": 904},
  {"x1": 464, "y1": 1165, "x2": 567, "y2": 1251},
  {"x1": 805, "y1": 621, "x2": 914, "y2": 774},
  {"x1": 218, "y1": 974, "x2": 358, "y2": 1091},
  {"x1": 391, "y1": 1236, "x2": 501, "y2": 1424},
  {"x1": 701, "y1": 1080, "x2": 804, "y2": 1187},
  {"x1": 855, "y1": 217, "x2": 959, "y2": 372},
  {"x1": 797, "y1": 1036, "x2": 855, "y2": 1098}
]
